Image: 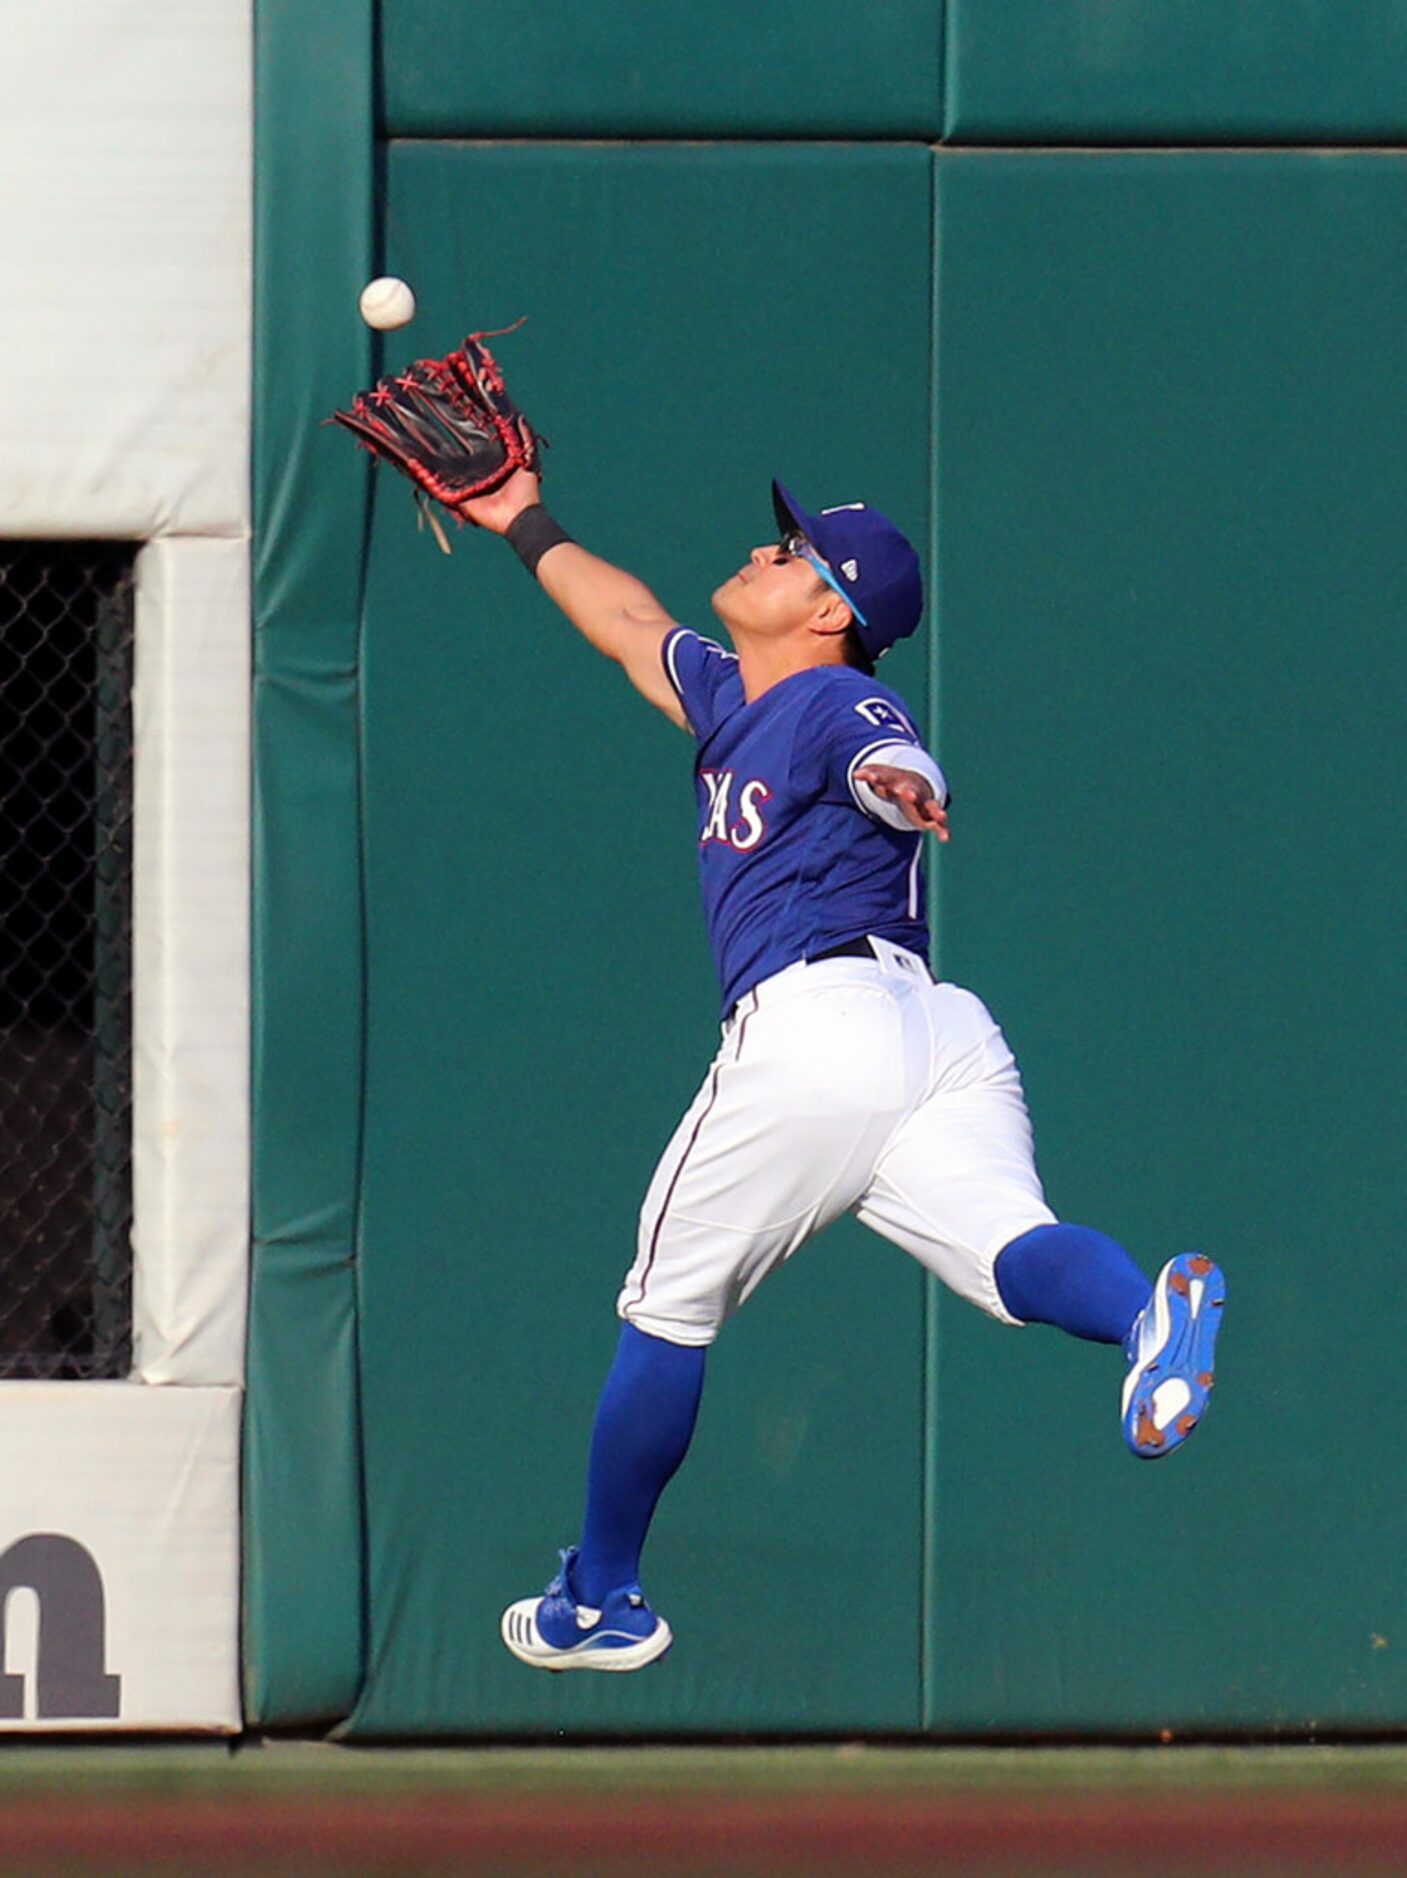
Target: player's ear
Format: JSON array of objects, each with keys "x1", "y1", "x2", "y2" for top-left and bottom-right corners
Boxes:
[{"x1": 810, "y1": 590, "x2": 854, "y2": 640}]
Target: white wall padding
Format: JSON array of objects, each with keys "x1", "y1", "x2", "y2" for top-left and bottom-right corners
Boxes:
[
  {"x1": 0, "y1": 1383, "x2": 241, "y2": 1731},
  {"x1": 132, "y1": 537, "x2": 249, "y2": 1384},
  {"x1": 0, "y1": 2, "x2": 251, "y2": 537}
]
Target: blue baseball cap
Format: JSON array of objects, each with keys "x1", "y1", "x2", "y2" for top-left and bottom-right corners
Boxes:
[{"x1": 772, "y1": 479, "x2": 924, "y2": 660}]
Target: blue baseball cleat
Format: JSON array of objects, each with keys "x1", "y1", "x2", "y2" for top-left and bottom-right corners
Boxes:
[
  {"x1": 500, "y1": 1546, "x2": 673, "y2": 1672},
  {"x1": 1122, "y1": 1253, "x2": 1226, "y2": 1458}
]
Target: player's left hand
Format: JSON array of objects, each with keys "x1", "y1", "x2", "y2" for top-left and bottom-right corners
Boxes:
[{"x1": 854, "y1": 765, "x2": 951, "y2": 840}]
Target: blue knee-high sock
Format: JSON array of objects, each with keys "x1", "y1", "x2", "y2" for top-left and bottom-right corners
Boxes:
[
  {"x1": 994, "y1": 1222, "x2": 1152, "y2": 1347},
  {"x1": 574, "y1": 1323, "x2": 705, "y2": 1606}
]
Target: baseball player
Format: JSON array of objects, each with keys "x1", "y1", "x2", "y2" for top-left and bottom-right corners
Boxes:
[
  {"x1": 331, "y1": 346, "x2": 1226, "y2": 1674},
  {"x1": 438, "y1": 465, "x2": 1227, "y2": 1674}
]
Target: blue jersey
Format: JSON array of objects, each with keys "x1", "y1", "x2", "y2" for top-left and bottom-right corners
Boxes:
[{"x1": 662, "y1": 628, "x2": 933, "y2": 1016}]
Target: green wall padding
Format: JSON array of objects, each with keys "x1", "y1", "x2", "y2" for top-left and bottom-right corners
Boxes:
[
  {"x1": 927, "y1": 150, "x2": 1407, "y2": 1729},
  {"x1": 345, "y1": 142, "x2": 934, "y2": 1734},
  {"x1": 249, "y1": 0, "x2": 1407, "y2": 1743},
  {"x1": 946, "y1": 1, "x2": 1407, "y2": 143},
  {"x1": 380, "y1": 1, "x2": 943, "y2": 137},
  {"x1": 247, "y1": 0, "x2": 375, "y2": 1726}
]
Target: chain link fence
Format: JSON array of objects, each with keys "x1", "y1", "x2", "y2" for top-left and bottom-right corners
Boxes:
[{"x1": 0, "y1": 543, "x2": 135, "y2": 1378}]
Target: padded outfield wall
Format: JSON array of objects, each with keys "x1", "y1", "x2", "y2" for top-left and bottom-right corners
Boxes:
[
  {"x1": 249, "y1": 3, "x2": 1407, "y2": 1732},
  {"x1": 0, "y1": 4, "x2": 251, "y2": 1731}
]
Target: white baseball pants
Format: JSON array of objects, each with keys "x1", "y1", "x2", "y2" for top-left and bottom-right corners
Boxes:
[{"x1": 618, "y1": 937, "x2": 1057, "y2": 1346}]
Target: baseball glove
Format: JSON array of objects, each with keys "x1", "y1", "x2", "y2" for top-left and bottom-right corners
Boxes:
[{"x1": 331, "y1": 321, "x2": 544, "y2": 548}]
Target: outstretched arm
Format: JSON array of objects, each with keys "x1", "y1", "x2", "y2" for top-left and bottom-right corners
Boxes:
[
  {"x1": 853, "y1": 763, "x2": 951, "y2": 841},
  {"x1": 460, "y1": 470, "x2": 687, "y2": 730}
]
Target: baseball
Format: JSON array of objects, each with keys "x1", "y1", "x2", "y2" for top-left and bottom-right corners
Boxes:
[{"x1": 359, "y1": 276, "x2": 416, "y2": 331}]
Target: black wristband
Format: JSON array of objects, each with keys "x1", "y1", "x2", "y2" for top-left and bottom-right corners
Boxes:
[{"x1": 506, "y1": 504, "x2": 574, "y2": 576}]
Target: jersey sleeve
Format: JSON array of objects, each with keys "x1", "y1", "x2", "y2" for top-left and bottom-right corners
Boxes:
[
  {"x1": 661, "y1": 628, "x2": 742, "y2": 742},
  {"x1": 815, "y1": 687, "x2": 950, "y2": 818}
]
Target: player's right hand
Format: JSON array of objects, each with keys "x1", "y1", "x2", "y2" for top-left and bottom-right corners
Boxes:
[
  {"x1": 853, "y1": 764, "x2": 951, "y2": 841},
  {"x1": 458, "y1": 467, "x2": 541, "y2": 535}
]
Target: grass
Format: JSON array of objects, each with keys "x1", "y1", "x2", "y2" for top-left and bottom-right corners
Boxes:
[{"x1": 0, "y1": 1738, "x2": 1403, "y2": 1797}]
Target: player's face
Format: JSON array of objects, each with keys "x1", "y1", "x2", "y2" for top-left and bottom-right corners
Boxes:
[{"x1": 712, "y1": 533, "x2": 837, "y2": 641}]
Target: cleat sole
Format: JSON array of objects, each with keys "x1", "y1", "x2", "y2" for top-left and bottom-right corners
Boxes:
[
  {"x1": 1123, "y1": 1254, "x2": 1225, "y2": 1461},
  {"x1": 500, "y1": 1598, "x2": 673, "y2": 1673}
]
